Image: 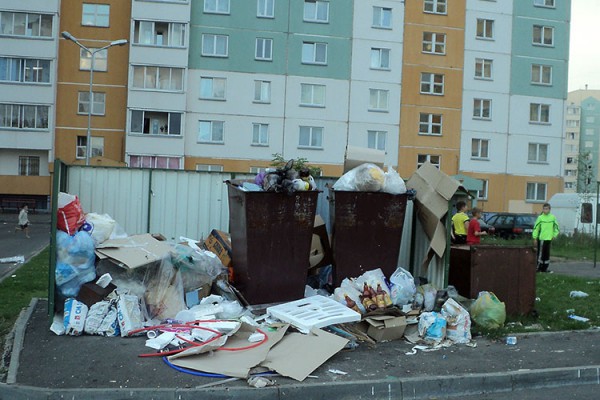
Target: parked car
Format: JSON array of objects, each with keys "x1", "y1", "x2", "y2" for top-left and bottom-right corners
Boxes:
[{"x1": 486, "y1": 213, "x2": 537, "y2": 239}]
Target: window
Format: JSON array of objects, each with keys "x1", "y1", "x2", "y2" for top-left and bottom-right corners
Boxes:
[
  {"x1": 473, "y1": 98, "x2": 491, "y2": 119},
  {"x1": 76, "y1": 136, "x2": 104, "y2": 159},
  {"x1": 202, "y1": 34, "x2": 228, "y2": 57},
  {"x1": 528, "y1": 143, "x2": 548, "y2": 163},
  {"x1": 304, "y1": 0, "x2": 329, "y2": 23},
  {"x1": 79, "y1": 48, "x2": 107, "y2": 71},
  {"x1": 424, "y1": 0, "x2": 447, "y2": 14},
  {"x1": 257, "y1": 0, "x2": 275, "y2": 18},
  {"x1": 476, "y1": 19, "x2": 494, "y2": 39},
  {"x1": 299, "y1": 126, "x2": 323, "y2": 148},
  {"x1": 417, "y1": 154, "x2": 440, "y2": 169},
  {"x1": 422, "y1": 32, "x2": 446, "y2": 55},
  {"x1": 566, "y1": 157, "x2": 574, "y2": 164},
  {"x1": 129, "y1": 155, "x2": 181, "y2": 169},
  {"x1": 567, "y1": 132, "x2": 576, "y2": 139},
  {"x1": 0, "y1": 57, "x2": 51, "y2": 83},
  {"x1": 132, "y1": 66, "x2": 184, "y2": 91},
  {"x1": 534, "y1": 0, "x2": 555, "y2": 8},
  {"x1": 526, "y1": 182, "x2": 546, "y2": 202},
  {"x1": 249, "y1": 166, "x2": 266, "y2": 174},
  {"x1": 530, "y1": 103, "x2": 550, "y2": 123},
  {"x1": 255, "y1": 38, "x2": 273, "y2": 61},
  {"x1": 19, "y1": 156, "x2": 39, "y2": 176},
  {"x1": 0, "y1": 104, "x2": 49, "y2": 129},
  {"x1": 420, "y1": 73, "x2": 444, "y2": 95},
  {"x1": 372, "y1": 6, "x2": 392, "y2": 29},
  {"x1": 82, "y1": 4, "x2": 109, "y2": 27},
  {"x1": 477, "y1": 180, "x2": 488, "y2": 200},
  {"x1": 567, "y1": 107, "x2": 580, "y2": 115},
  {"x1": 130, "y1": 110, "x2": 182, "y2": 135},
  {"x1": 254, "y1": 80, "x2": 271, "y2": 103},
  {"x1": 133, "y1": 21, "x2": 186, "y2": 47},
  {"x1": 196, "y1": 164, "x2": 224, "y2": 172},
  {"x1": 252, "y1": 123, "x2": 269, "y2": 145},
  {"x1": 300, "y1": 83, "x2": 325, "y2": 107},
  {"x1": 586, "y1": 116, "x2": 595, "y2": 123},
  {"x1": 369, "y1": 89, "x2": 389, "y2": 111},
  {"x1": 475, "y1": 58, "x2": 493, "y2": 79},
  {"x1": 367, "y1": 130, "x2": 386, "y2": 151},
  {"x1": 585, "y1": 128, "x2": 594, "y2": 135},
  {"x1": 370, "y1": 48, "x2": 390, "y2": 70},
  {"x1": 419, "y1": 113, "x2": 443, "y2": 135},
  {"x1": 302, "y1": 42, "x2": 327, "y2": 64},
  {"x1": 78, "y1": 92, "x2": 105, "y2": 115},
  {"x1": 565, "y1": 182, "x2": 574, "y2": 189},
  {"x1": 471, "y1": 138, "x2": 489, "y2": 159},
  {"x1": 198, "y1": 120, "x2": 224, "y2": 143},
  {"x1": 531, "y1": 64, "x2": 552, "y2": 85},
  {"x1": 0, "y1": 12, "x2": 52, "y2": 37},
  {"x1": 204, "y1": 0, "x2": 230, "y2": 14},
  {"x1": 200, "y1": 77, "x2": 226, "y2": 100},
  {"x1": 533, "y1": 25, "x2": 554, "y2": 46}
]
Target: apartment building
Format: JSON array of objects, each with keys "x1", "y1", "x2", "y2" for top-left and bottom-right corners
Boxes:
[
  {"x1": 0, "y1": 0, "x2": 59, "y2": 209},
  {"x1": 564, "y1": 97, "x2": 581, "y2": 192}
]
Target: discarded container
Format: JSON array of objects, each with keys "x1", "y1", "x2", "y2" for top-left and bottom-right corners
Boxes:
[
  {"x1": 226, "y1": 181, "x2": 319, "y2": 304},
  {"x1": 506, "y1": 336, "x2": 517, "y2": 345},
  {"x1": 330, "y1": 190, "x2": 408, "y2": 286}
]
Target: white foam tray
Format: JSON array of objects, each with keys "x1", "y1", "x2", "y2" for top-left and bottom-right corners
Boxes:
[{"x1": 267, "y1": 295, "x2": 361, "y2": 332}]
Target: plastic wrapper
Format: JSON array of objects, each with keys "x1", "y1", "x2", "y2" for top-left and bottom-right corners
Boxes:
[
  {"x1": 84, "y1": 300, "x2": 120, "y2": 337},
  {"x1": 55, "y1": 231, "x2": 96, "y2": 298},
  {"x1": 143, "y1": 255, "x2": 186, "y2": 321},
  {"x1": 382, "y1": 166, "x2": 407, "y2": 194},
  {"x1": 333, "y1": 163, "x2": 385, "y2": 192},
  {"x1": 417, "y1": 283, "x2": 438, "y2": 312},
  {"x1": 470, "y1": 291, "x2": 506, "y2": 329},
  {"x1": 170, "y1": 244, "x2": 226, "y2": 292},
  {"x1": 388, "y1": 267, "x2": 416, "y2": 306},
  {"x1": 64, "y1": 298, "x2": 88, "y2": 336},
  {"x1": 57, "y1": 192, "x2": 85, "y2": 235},
  {"x1": 81, "y1": 213, "x2": 116, "y2": 245},
  {"x1": 117, "y1": 293, "x2": 144, "y2": 337},
  {"x1": 333, "y1": 278, "x2": 367, "y2": 314},
  {"x1": 417, "y1": 311, "x2": 447, "y2": 344},
  {"x1": 441, "y1": 298, "x2": 471, "y2": 344}
]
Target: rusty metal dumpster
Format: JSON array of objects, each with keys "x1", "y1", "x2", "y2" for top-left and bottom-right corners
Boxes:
[
  {"x1": 449, "y1": 245, "x2": 536, "y2": 315},
  {"x1": 226, "y1": 182, "x2": 319, "y2": 305},
  {"x1": 330, "y1": 190, "x2": 408, "y2": 286}
]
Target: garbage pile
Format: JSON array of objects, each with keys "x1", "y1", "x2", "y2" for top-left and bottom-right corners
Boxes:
[{"x1": 236, "y1": 159, "x2": 318, "y2": 194}]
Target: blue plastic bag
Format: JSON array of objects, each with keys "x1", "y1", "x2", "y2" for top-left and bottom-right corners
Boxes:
[{"x1": 55, "y1": 231, "x2": 96, "y2": 297}]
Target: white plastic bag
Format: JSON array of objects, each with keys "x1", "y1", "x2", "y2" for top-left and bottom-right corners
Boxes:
[
  {"x1": 418, "y1": 284, "x2": 438, "y2": 312},
  {"x1": 441, "y1": 298, "x2": 471, "y2": 344},
  {"x1": 333, "y1": 163, "x2": 385, "y2": 192},
  {"x1": 417, "y1": 311, "x2": 447, "y2": 344},
  {"x1": 388, "y1": 267, "x2": 416, "y2": 306},
  {"x1": 83, "y1": 213, "x2": 116, "y2": 245},
  {"x1": 382, "y1": 166, "x2": 407, "y2": 194}
]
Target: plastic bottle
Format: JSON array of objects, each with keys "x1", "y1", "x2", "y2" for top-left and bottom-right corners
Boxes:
[
  {"x1": 506, "y1": 336, "x2": 517, "y2": 345},
  {"x1": 360, "y1": 294, "x2": 377, "y2": 312},
  {"x1": 344, "y1": 295, "x2": 362, "y2": 314},
  {"x1": 377, "y1": 283, "x2": 393, "y2": 307}
]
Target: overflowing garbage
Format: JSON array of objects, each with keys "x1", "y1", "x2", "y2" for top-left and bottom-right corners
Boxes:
[{"x1": 50, "y1": 162, "x2": 512, "y2": 388}]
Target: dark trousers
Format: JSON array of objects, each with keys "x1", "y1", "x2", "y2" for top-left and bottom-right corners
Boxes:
[{"x1": 537, "y1": 240, "x2": 552, "y2": 272}]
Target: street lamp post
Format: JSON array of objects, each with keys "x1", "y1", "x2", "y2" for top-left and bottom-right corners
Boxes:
[{"x1": 61, "y1": 31, "x2": 127, "y2": 166}]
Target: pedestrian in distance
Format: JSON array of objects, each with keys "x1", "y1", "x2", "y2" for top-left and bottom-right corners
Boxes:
[
  {"x1": 532, "y1": 203, "x2": 559, "y2": 273},
  {"x1": 15, "y1": 204, "x2": 31, "y2": 238},
  {"x1": 451, "y1": 201, "x2": 469, "y2": 244},
  {"x1": 466, "y1": 207, "x2": 487, "y2": 245}
]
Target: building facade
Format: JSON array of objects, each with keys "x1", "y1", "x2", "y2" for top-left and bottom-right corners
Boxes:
[{"x1": 0, "y1": 0, "x2": 572, "y2": 213}]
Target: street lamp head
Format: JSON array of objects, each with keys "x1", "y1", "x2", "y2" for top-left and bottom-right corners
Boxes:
[
  {"x1": 61, "y1": 31, "x2": 76, "y2": 42},
  {"x1": 111, "y1": 39, "x2": 128, "y2": 47}
]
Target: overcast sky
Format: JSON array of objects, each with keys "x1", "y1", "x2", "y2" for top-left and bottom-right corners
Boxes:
[{"x1": 568, "y1": 0, "x2": 600, "y2": 92}]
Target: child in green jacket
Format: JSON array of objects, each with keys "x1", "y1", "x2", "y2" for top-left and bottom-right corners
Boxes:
[{"x1": 532, "y1": 203, "x2": 560, "y2": 272}]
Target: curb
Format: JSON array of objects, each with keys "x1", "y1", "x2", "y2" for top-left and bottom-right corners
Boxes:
[
  {"x1": 0, "y1": 365, "x2": 599, "y2": 399},
  {"x1": 6, "y1": 298, "x2": 39, "y2": 385}
]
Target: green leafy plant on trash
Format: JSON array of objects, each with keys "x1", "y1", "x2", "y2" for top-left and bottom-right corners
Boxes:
[{"x1": 271, "y1": 153, "x2": 322, "y2": 178}]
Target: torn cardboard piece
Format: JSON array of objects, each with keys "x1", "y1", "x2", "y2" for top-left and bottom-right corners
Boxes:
[
  {"x1": 309, "y1": 215, "x2": 333, "y2": 269},
  {"x1": 168, "y1": 324, "x2": 289, "y2": 378},
  {"x1": 343, "y1": 145, "x2": 385, "y2": 173},
  {"x1": 261, "y1": 328, "x2": 348, "y2": 381},
  {"x1": 406, "y1": 161, "x2": 460, "y2": 258},
  {"x1": 95, "y1": 234, "x2": 173, "y2": 269},
  {"x1": 360, "y1": 315, "x2": 407, "y2": 342}
]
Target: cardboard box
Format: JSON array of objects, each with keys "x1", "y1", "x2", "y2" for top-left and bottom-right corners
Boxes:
[
  {"x1": 343, "y1": 145, "x2": 385, "y2": 173},
  {"x1": 185, "y1": 284, "x2": 212, "y2": 308},
  {"x1": 361, "y1": 315, "x2": 407, "y2": 342},
  {"x1": 309, "y1": 215, "x2": 333, "y2": 269},
  {"x1": 95, "y1": 234, "x2": 173, "y2": 270},
  {"x1": 203, "y1": 230, "x2": 232, "y2": 269}
]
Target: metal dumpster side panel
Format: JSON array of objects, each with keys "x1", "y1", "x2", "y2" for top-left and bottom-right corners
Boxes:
[
  {"x1": 449, "y1": 245, "x2": 536, "y2": 315},
  {"x1": 227, "y1": 184, "x2": 319, "y2": 305},
  {"x1": 331, "y1": 190, "x2": 408, "y2": 286}
]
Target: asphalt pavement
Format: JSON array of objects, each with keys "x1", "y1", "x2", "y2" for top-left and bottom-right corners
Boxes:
[{"x1": 1, "y1": 213, "x2": 600, "y2": 399}]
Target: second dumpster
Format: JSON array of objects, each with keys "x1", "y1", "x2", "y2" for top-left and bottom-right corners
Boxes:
[{"x1": 330, "y1": 189, "x2": 408, "y2": 287}]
